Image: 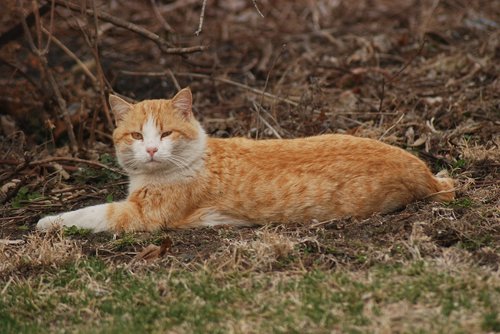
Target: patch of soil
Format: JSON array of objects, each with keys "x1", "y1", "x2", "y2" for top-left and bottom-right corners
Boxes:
[{"x1": 0, "y1": 0, "x2": 499, "y2": 277}]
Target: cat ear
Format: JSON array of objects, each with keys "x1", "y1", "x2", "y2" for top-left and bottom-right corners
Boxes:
[
  {"x1": 171, "y1": 87, "x2": 193, "y2": 119},
  {"x1": 108, "y1": 94, "x2": 132, "y2": 124}
]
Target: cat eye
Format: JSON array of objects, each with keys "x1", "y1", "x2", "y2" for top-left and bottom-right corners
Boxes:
[
  {"x1": 161, "y1": 131, "x2": 172, "y2": 139},
  {"x1": 131, "y1": 132, "x2": 143, "y2": 140}
]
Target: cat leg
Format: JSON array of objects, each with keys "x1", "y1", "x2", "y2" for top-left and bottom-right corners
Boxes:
[
  {"x1": 172, "y1": 208, "x2": 251, "y2": 228},
  {"x1": 36, "y1": 201, "x2": 154, "y2": 233},
  {"x1": 36, "y1": 203, "x2": 110, "y2": 232}
]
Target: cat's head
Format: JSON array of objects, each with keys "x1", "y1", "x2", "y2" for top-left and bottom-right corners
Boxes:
[{"x1": 110, "y1": 88, "x2": 206, "y2": 175}]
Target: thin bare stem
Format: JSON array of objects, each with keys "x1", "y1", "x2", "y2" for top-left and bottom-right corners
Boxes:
[
  {"x1": 31, "y1": 157, "x2": 127, "y2": 176},
  {"x1": 18, "y1": 0, "x2": 78, "y2": 153},
  {"x1": 120, "y1": 70, "x2": 299, "y2": 107},
  {"x1": 0, "y1": 157, "x2": 127, "y2": 176},
  {"x1": 31, "y1": 0, "x2": 43, "y2": 50},
  {"x1": 150, "y1": 0, "x2": 174, "y2": 33},
  {"x1": 251, "y1": 0, "x2": 265, "y2": 18},
  {"x1": 51, "y1": 0, "x2": 205, "y2": 55},
  {"x1": 195, "y1": 0, "x2": 207, "y2": 35},
  {"x1": 40, "y1": 26, "x2": 97, "y2": 84},
  {"x1": 379, "y1": 113, "x2": 405, "y2": 140},
  {"x1": 0, "y1": 57, "x2": 44, "y2": 94},
  {"x1": 90, "y1": 0, "x2": 114, "y2": 130},
  {"x1": 41, "y1": 0, "x2": 55, "y2": 53},
  {"x1": 167, "y1": 69, "x2": 181, "y2": 91}
]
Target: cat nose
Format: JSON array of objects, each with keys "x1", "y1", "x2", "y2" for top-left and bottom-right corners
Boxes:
[{"x1": 146, "y1": 147, "x2": 158, "y2": 157}]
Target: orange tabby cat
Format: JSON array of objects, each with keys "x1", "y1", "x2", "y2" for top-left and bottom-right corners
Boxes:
[{"x1": 37, "y1": 88, "x2": 455, "y2": 232}]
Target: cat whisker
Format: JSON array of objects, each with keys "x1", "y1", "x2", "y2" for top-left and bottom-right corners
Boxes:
[{"x1": 166, "y1": 156, "x2": 194, "y2": 172}]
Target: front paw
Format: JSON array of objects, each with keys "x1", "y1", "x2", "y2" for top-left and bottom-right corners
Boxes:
[
  {"x1": 36, "y1": 215, "x2": 64, "y2": 231},
  {"x1": 36, "y1": 204, "x2": 110, "y2": 232}
]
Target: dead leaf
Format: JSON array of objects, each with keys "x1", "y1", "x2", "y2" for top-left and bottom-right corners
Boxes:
[
  {"x1": 411, "y1": 134, "x2": 428, "y2": 147},
  {"x1": 134, "y1": 237, "x2": 172, "y2": 262},
  {"x1": 405, "y1": 126, "x2": 415, "y2": 145}
]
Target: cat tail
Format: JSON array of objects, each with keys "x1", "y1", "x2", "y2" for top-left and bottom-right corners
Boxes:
[{"x1": 427, "y1": 171, "x2": 455, "y2": 202}]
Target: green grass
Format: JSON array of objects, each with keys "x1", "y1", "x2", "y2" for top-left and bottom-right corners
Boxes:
[
  {"x1": 1, "y1": 258, "x2": 498, "y2": 333},
  {"x1": 63, "y1": 226, "x2": 93, "y2": 237},
  {"x1": 448, "y1": 197, "x2": 475, "y2": 209},
  {"x1": 73, "y1": 154, "x2": 124, "y2": 186},
  {"x1": 110, "y1": 233, "x2": 140, "y2": 250},
  {"x1": 11, "y1": 186, "x2": 42, "y2": 209}
]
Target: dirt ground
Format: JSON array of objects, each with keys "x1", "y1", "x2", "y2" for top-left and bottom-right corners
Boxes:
[{"x1": 0, "y1": 0, "x2": 499, "y2": 332}]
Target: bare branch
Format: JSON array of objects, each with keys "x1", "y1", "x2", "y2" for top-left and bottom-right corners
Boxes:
[
  {"x1": 150, "y1": 0, "x2": 174, "y2": 33},
  {"x1": 18, "y1": 0, "x2": 78, "y2": 153},
  {"x1": 251, "y1": 0, "x2": 265, "y2": 18},
  {"x1": 49, "y1": 0, "x2": 205, "y2": 55},
  {"x1": 89, "y1": 0, "x2": 114, "y2": 131},
  {"x1": 41, "y1": 0, "x2": 56, "y2": 53},
  {"x1": 120, "y1": 70, "x2": 300, "y2": 107},
  {"x1": 195, "y1": 0, "x2": 207, "y2": 36},
  {"x1": 40, "y1": 26, "x2": 97, "y2": 85}
]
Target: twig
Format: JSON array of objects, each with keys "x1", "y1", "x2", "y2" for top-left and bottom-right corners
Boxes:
[
  {"x1": 195, "y1": 0, "x2": 207, "y2": 35},
  {"x1": 0, "y1": 57, "x2": 44, "y2": 95},
  {"x1": 31, "y1": 157, "x2": 127, "y2": 176},
  {"x1": 40, "y1": 26, "x2": 97, "y2": 84},
  {"x1": 18, "y1": 0, "x2": 78, "y2": 153},
  {"x1": 31, "y1": 0, "x2": 43, "y2": 50},
  {"x1": 251, "y1": 0, "x2": 265, "y2": 18},
  {"x1": 0, "y1": 3, "x2": 50, "y2": 48},
  {"x1": 255, "y1": 44, "x2": 286, "y2": 137},
  {"x1": 422, "y1": 187, "x2": 457, "y2": 200},
  {"x1": 150, "y1": 0, "x2": 174, "y2": 33},
  {"x1": 167, "y1": 69, "x2": 181, "y2": 91},
  {"x1": 254, "y1": 106, "x2": 282, "y2": 139},
  {"x1": 0, "y1": 239, "x2": 25, "y2": 245},
  {"x1": 162, "y1": 45, "x2": 207, "y2": 54},
  {"x1": 1, "y1": 278, "x2": 14, "y2": 296},
  {"x1": 378, "y1": 38, "x2": 425, "y2": 124},
  {"x1": 39, "y1": 0, "x2": 56, "y2": 53},
  {"x1": 89, "y1": 0, "x2": 114, "y2": 132},
  {"x1": 49, "y1": 0, "x2": 205, "y2": 55},
  {"x1": 161, "y1": 0, "x2": 199, "y2": 12},
  {"x1": 377, "y1": 78, "x2": 385, "y2": 113},
  {"x1": 0, "y1": 154, "x2": 31, "y2": 184},
  {"x1": 388, "y1": 39, "x2": 426, "y2": 83},
  {"x1": 184, "y1": 73, "x2": 300, "y2": 106},
  {"x1": 378, "y1": 113, "x2": 405, "y2": 140},
  {"x1": 259, "y1": 115, "x2": 276, "y2": 138},
  {"x1": 120, "y1": 70, "x2": 300, "y2": 107},
  {"x1": 0, "y1": 157, "x2": 127, "y2": 176}
]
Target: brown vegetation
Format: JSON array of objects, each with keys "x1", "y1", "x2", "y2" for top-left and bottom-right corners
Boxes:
[{"x1": 0, "y1": 0, "x2": 498, "y2": 332}]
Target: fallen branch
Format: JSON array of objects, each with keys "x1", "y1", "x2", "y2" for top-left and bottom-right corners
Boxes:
[
  {"x1": 32, "y1": 157, "x2": 127, "y2": 176},
  {"x1": 0, "y1": 157, "x2": 127, "y2": 176},
  {"x1": 49, "y1": 0, "x2": 205, "y2": 55}
]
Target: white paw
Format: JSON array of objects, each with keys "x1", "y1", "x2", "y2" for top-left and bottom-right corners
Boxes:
[
  {"x1": 36, "y1": 204, "x2": 110, "y2": 233},
  {"x1": 36, "y1": 215, "x2": 65, "y2": 231}
]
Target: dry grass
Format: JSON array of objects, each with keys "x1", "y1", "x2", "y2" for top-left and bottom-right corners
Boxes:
[
  {"x1": 1, "y1": 0, "x2": 499, "y2": 332},
  {"x1": 0, "y1": 229, "x2": 82, "y2": 275}
]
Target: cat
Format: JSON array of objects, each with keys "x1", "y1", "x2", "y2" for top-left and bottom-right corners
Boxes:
[{"x1": 36, "y1": 88, "x2": 455, "y2": 233}]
